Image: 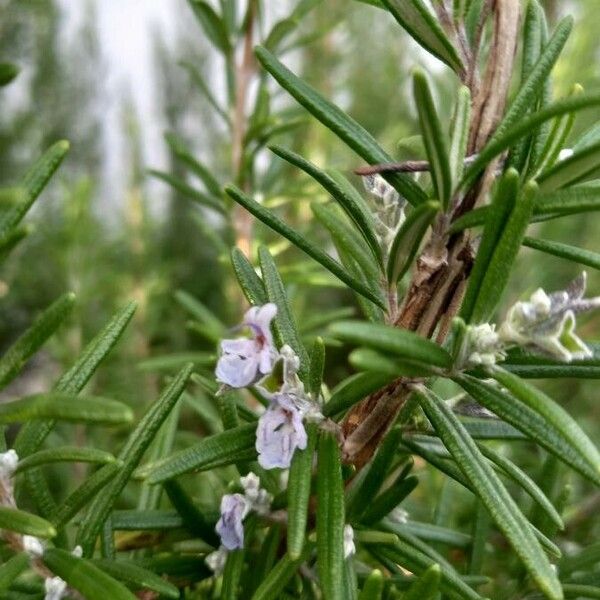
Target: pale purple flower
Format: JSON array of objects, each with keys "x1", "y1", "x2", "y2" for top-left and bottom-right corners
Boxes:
[
  {"x1": 256, "y1": 392, "x2": 308, "y2": 470},
  {"x1": 215, "y1": 303, "x2": 278, "y2": 388},
  {"x1": 240, "y1": 472, "x2": 272, "y2": 515},
  {"x1": 215, "y1": 493, "x2": 250, "y2": 550}
]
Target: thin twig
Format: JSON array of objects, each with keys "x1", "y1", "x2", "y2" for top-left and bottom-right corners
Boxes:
[{"x1": 354, "y1": 155, "x2": 478, "y2": 177}]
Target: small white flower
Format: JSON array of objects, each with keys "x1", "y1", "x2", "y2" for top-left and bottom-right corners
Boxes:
[
  {"x1": 498, "y1": 273, "x2": 600, "y2": 361},
  {"x1": 464, "y1": 323, "x2": 505, "y2": 367},
  {"x1": 22, "y1": 535, "x2": 44, "y2": 558},
  {"x1": 71, "y1": 545, "x2": 83, "y2": 558},
  {"x1": 44, "y1": 576, "x2": 67, "y2": 600},
  {"x1": 205, "y1": 545, "x2": 228, "y2": 575},
  {"x1": 215, "y1": 493, "x2": 250, "y2": 550},
  {"x1": 343, "y1": 524, "x2": 356, "y2": 559},
  {"x1": 558, "y1": 148, "x2": 574, "y2": 161},
  {"x1": 215, "y1": 303, "x2": 279, "y2": 388},
  {"x1": 389, "y1": 507, "x2": 409, "y2": 524},
  {"x1": 0, "y1": 450, "x2": 18, "y2": 480},
  {"x1": 240, "y1": 472, "x2": 272, "y2": 516}
]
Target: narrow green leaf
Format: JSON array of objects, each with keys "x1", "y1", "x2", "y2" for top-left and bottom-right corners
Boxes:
[
  {"x1": 329, "y1": 321, "x2": 452, "y2": 369},
  {"x1": 523, "y1": 236, "x2": 600, "y2": 271},
  {"x1": 361, "y1": 474, "x2": 418, "y2": 525},
  {"x1": 258, "y1": 246, "x2": 310, "y2": 376},
  {"x1": 308, "y1": 338, "x2": 325, "y2": 399},
  {"x1": 456, "y1": 374, "x2": 600, "y2": 485},
  {"x1": 323, "y1": 372, "x2": 393, "y2": 418},
  {"x1": 0, "y1": 393, "x2": 133, "y2": 425},
  {"x1": 469, "y1": 501, "x2": 491, "y2": 574},
  {"x1": 536, "y1": 181, "x2": 600, "y2": 215},
  {"x1": 287, "y1": 423, "x2": 318, "y2": 559},
  {"x1": 403, "y1": 564, "x2": 441, "y2": 600},
  {"x1": 357, "y1": 570, "x2": 384, "y2": 600},
  {"x1": 250, "y1": 549, "x2": 310, "y2": 600},
  {"x1": 149, "y1": 169, "x2": 224, "y2": 213},
  {"x1": 491, "y1": 367, "x2": 600, "y2": 483},
  {"x1": 50, "y1": 463, "x2": 122, "y2": 528},
  {"x1": 0, "y1": 553, "x2": 29, "y2": 592},
  {"x1": 460, "y1": 170, "x2": 518, "y2": 323},
  {"x1": 147, "y1": 423, "x2": 257, "y2": 483},
  {"x1": 380, "y1": 0, "x2": 464, "y2": 73},
  {"x1": 317, "y1": 431, "x2": 345, "y2": 600},
  {"x1": 230, "y1": 247, "x2": 268, "y2": 305},
  {"x1": 90, "y1": 559, "x2": 179, "y2": 599},
  {"x1": 0, "y1": 141, "x2": 69, "y2": 239},
  {"x1": 14, "y1": 301, "x2": 137, "y2": 458},
  {"x1": 0, "y1": 293, "x2": 75, "y2": 390},
  {"x1": 226, "y1": 185, "x2": 386, "y2": 308},
  {"x1": 77, "y1": 364, "x2": 193, "y2": 555},
  {"x1": 187, "y1": 0, "x2": 231, "y2": 53},
  {"x1": 43, "y1": 549, "x2": 137, "y2": 600},
  {"x1": 15, "y1": 446, "x2": 116, "y2": 473},
  {"x1": 270, "y1": 145, "x2": 382, "y2": 264},
  {"x1": 387, "y1": 201, "x2": 439, "y2": 286},
  {"x1": 312, "y1": 202, "x2": 381, "y2": 282},
  {"x1": 347, "y1": 429, "x2": 406, "y2": 519},
  {"x1": 349, "y1": 348, "x2": 433, "y2": 378},
  {"x1": 470, "y1": 180, "x2": 536, "y2": 323},
  {"x1": 449, "y1": 86, "x2": 471, "y2": 186},
  {"x1": 0, "y1": 507, "x2": 56, "y2": 538},
  {"x1": 495, "y1": 16, "x2": 573, "y2": 140},
  {"x1": 562, "y1": 584, "x2": 600, "y2": 599},
  {"x1": 165, "y1": 133, "x2": 221, "y2": 197},
  {"x1": 462, "y1": 93, "x2": 600, "y2": 189},
  {"x1": 255, "y1": 46, "x2": 427, "y2": 206},
  {"x1": 164, "y1": 480, "x2": 219, "y2": 547},
  {"x1": 413, "y1": 70, "x2": 452, "y2": 208},
  {"x1": 477, "y1": 443, "x2": 563, "y2": 530},
  {"x1": 413, "y1": 386, "x2": 562, "y2": 600},
  {"x1": 0, "y1": 223, "x2": 33, "y2": 261},
  {"x1": 402, "y1": 521, "x2": 471, "y2": 548},
  {"x1": 110, "y1": 509, "x2": 183, "y2": 530},
  {"x1": 538, "y1": 141, "x2": 600, "y2": 192}
]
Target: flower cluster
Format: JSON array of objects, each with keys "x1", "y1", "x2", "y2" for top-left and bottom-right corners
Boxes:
[
  {"x1": 460, "y1": 273, "x2": 600, "y2": 367},
  {"x1": 362, "y1": 174, "x2": 406, "y2": 258},
  {"x1": 215, "y1": 304, "x2": 322, "y2": 470}
]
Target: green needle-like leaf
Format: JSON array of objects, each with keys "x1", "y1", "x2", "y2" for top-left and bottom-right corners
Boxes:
[
  {"x1": 250, "y1": 548, "x2": 311, "y2": 600},
  {"x1": 381, "y1": 0, "x2": 464, "y2": 73},
  {"x1": 15, "y1": 301, "x2": 137, "y2": 457},
  {"x1": 43, "y1": 549, "x2": 137, "y2": 600},
  {"x1": 357, "y1": 569, "x2": 384, "y2": 600},
  {"x1": 230, "y1": 247, "x2": 268, "y2": 305},
  {"x1": 270, "y1": 145, "x2": 383, "y2": 265},
  {"x1": 360, "y1": 474, "x2": 418, "y2": 525},
  {"x1": 149, "y1": 169, "x2": 224, "y2": 213},
  {"x1": 538, "y1": 141, "x2": 600, "y2": 192},
  {"x1": 413, "y1": 386, "x2": 562, "y2": 600},
  {"x1": 259, "y1": 246, "x2": 310, "y2": 377},
  {"x1": 0, "y1": 62, "x2": 19, "y2": 86},
  {"x1": 187, "y1": 0, "x2": 231, "y2": 53},
  {"x1": 330, "y1": 320, "x2": 452, "y2": 369},
  {"x1": 491, "y1": 368, "x2": 600, "y2": 483},
  {"x1": 308, "y1": 337, "x2": 325, "y2": 398},
  {"x1": 456, "y1": 374, "x2": 600, "y2": 485},
  {"x1": 317, "y1": 431, "x2": 345, "y2": 600},
  {"x1": 0, "y1": 141, "x2": 69, "y2": 240},
  {"x1": 470, "y1": 180, "x2": 536, "y2": 323},
  {"x1": 460, "y1": 169, "x2": 518, "y2": 323},
  {"x1": 0, "y1": 552, "x2": 29, "y2": 592},
  {"x1": 387, "y1": 201, "x2": 439, "y2": 286},
  {"x1": 323, "y1": 372, "x2": 393, "y2": 418},
  {"x1": 0, "y1": 507, "x2": 56, "y2": 538},
  {"x1": 449, "y1": 86, "x2": 471, "y2": 186},
  {"x1": 413, "y1": 70, "x2": 452, "y2": 208},
  {"x1": 0, "y1": 393, "x2": 133, "y2": 425},
  {"x1": 50, "y1": 463, "x2": 122, "y2": 528},
  {"x1": 0, "y1": 292, "x2": 75, "y2": 390},
  {"x1": 15, "y1": 446, "x2": 116, "y2": 473},
  {"x1": 403, "y1": 564, "x2": 441, "y2": 600},
  {"x1": 523, "y1": 236, "x2": 600, "y2": 271},
  {"x1": 226, "y1": 185, "x2": 386, "y2": 308},
  {"x1": 287, "y1": 423, "x2": 318, "y2": 558},
  {"x1": 147, "y1": 422, "x2": 257, "y2": 483},
  {"x1": 90, "y1": 559, "x2": 180, "y2": 599},
  {"x1": 255, "y1": 46, "x2": 426, "y2": 206},
  {"x1": 76, "y1": 364, "x2": 193, "y2": 555}
]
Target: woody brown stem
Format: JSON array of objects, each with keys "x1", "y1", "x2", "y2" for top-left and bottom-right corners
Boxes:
[{"x1": 340, "y1": 0, "x2": 520, "y2": 469}]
